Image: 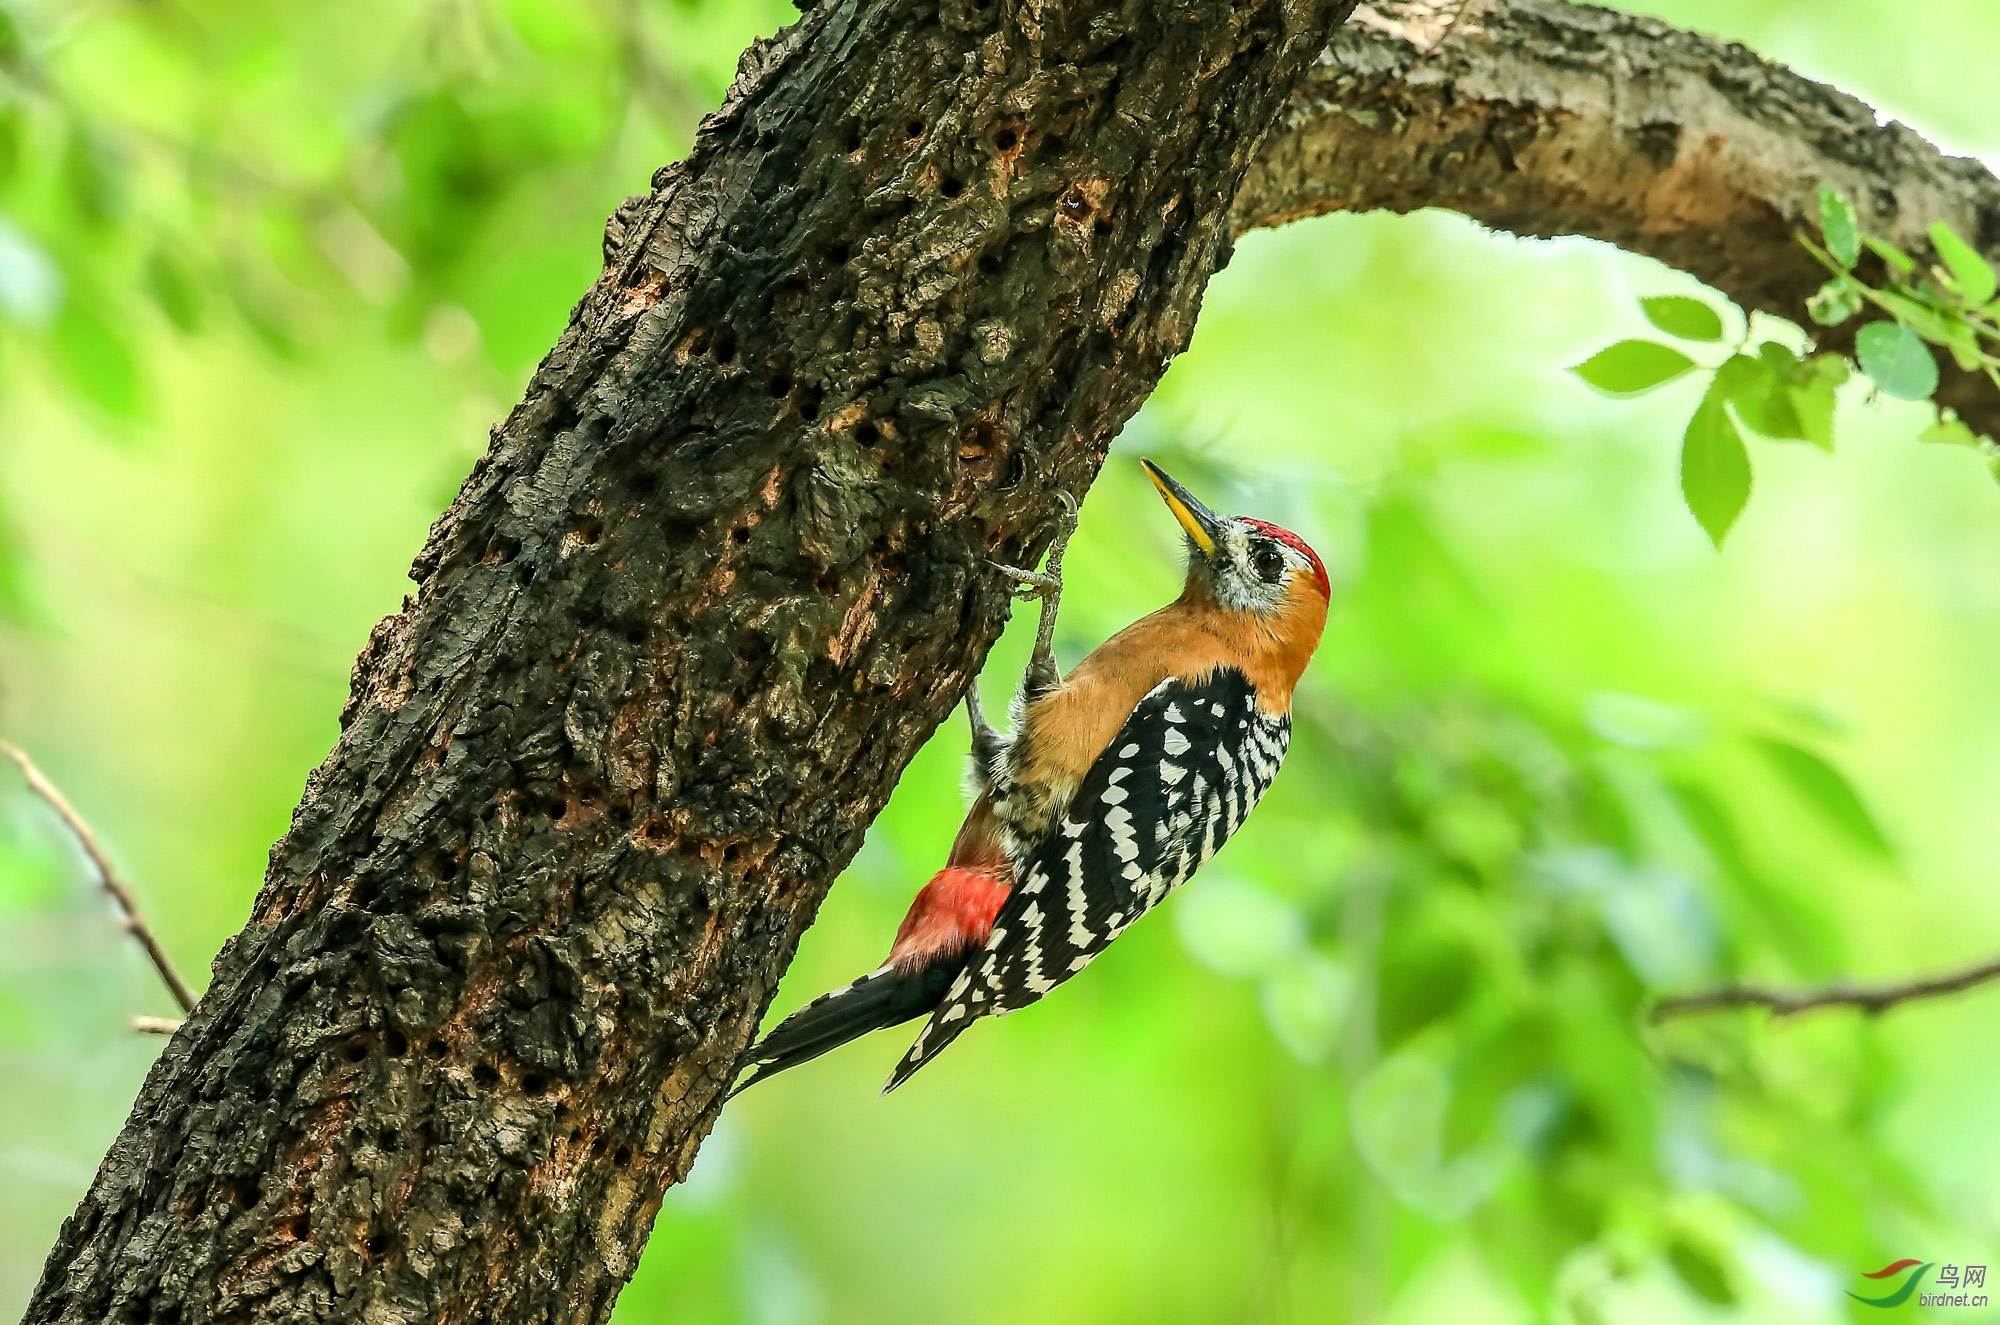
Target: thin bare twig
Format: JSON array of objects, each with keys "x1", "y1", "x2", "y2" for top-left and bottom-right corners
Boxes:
[
  {"x1": 1651, "y1": 954, "x2": 2000, "y2": 1023},
  {"x1": 1, "y1": 739, "x2": 198, "y2": 1014},
  {"x1": 132, "y1": 1016, "x2": 185, "y2": 1036}
]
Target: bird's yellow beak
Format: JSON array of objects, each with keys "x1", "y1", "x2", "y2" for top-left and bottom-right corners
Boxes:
[{"x1": 1141, "y1": 459, "x2": 1224, "y2": 557}]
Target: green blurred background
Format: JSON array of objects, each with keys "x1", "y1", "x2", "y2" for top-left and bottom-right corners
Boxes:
[{"x1": 3, "y1": 1, "x2": 1999, "y2": 1320}]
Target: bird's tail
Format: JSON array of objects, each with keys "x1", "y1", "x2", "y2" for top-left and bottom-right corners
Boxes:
[
  {"x1": 730, "y1": 959, "x2": 961, "y2": 1098},
  {"x1": 883, "y1": 966, "x2": 983, "y2": 1093}
]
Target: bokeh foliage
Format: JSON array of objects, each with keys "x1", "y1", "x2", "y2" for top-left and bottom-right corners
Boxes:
[{"x1": 4, "y1": 1, "x2": 2000, "y2": 1321}]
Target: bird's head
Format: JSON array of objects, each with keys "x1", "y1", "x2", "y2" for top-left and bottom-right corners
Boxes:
[{"x1": 1141, "y1": 459, "x2": 1330, "y2": 620}]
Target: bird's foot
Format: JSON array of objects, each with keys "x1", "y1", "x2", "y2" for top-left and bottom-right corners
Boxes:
[
  {"x1": 990, "y1": 562, "x2": 1061, "y2": 599},
  {"x1": 966, "y1": 685, "x2": 1005, "y2": 773},
  {"x1": 998, "y1": 492, "x2": 1079, "y2": 702},
  {"x1": 987, "y1": 491, "x2": 1079, "y2": 602}
]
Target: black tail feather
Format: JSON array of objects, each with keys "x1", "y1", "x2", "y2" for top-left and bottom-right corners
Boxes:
[
  {"x1": 729, "y1": 959, "x2": 961, "y2": 1098},
  {"x1": 882, "y1": 996, "x2": 978, "y2": 1094}
]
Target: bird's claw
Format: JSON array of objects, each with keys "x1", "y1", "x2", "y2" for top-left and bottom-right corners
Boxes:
[
  {"x1": 990, "y1": 561, "x2": 1061, "y2": 600},
  {"x1": 989, "y1": 491, "x2": 1079, "y2": 601},
  {"x1": 1046, "y1": 490, "x2": 1080, "y2": 550}
]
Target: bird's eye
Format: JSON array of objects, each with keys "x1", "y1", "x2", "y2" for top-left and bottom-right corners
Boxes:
[{"x1": 1252, "y1": 544, "x2": 1285, "y2": 584}]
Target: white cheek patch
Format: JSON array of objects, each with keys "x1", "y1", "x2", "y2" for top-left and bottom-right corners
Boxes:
[{"x1": 1207, "y1": 553, "x2": 1292, "y2": 613}]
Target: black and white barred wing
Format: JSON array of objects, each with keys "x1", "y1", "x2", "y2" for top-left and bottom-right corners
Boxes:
[{"x1": 885, "y1": 669, "x2": 1290, "y2": 1090}]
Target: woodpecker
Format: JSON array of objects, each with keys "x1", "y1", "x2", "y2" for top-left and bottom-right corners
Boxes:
[{"x1": 732, "y1": 460, "x2": 1330, "y2": 1095}]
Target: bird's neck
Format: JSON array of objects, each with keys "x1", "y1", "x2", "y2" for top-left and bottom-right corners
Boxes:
[{"x1": 1169, "y1": 580, "x2": 1326, "y2": 710}]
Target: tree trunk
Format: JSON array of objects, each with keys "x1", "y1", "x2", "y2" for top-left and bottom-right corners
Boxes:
[
  {"x1": 28, "y1": 1, "x2": 2000, "y2": 1322},
  {"x1": 1243, "y1": 0, "x2": 2000, "y2": 435},
  {"x1": 24, "y1": 0, "x2": 1355, "y2": 1320}
]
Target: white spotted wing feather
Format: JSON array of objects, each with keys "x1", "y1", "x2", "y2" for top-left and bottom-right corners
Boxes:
[{"x1": 886, "y1": 669, "x2": 1290, "y2": 1090}]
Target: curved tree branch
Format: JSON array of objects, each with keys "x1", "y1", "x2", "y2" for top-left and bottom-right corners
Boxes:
[
  {"x1": 1652, "y1": 953, "x2": 2000, "y2": 1021},
  {"x1": 1239, "y1": 0, "x2": 2000, "y2": 437}
]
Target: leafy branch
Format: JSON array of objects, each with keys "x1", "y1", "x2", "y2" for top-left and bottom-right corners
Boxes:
[
  {"x1": 1571, "y1": 190, "x2": 2000, "y2": 546},
  {"x1": 1803, "y1": 188, "x2": 2000, "y2": 410}
]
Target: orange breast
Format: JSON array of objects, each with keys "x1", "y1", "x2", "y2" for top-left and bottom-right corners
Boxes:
[{"x1": 1010, "y1": 575, "x2": 1327, "y2": 799}]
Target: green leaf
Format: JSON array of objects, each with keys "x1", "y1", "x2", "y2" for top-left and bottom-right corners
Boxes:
[
  {"x1": 53, "y1": 304, "x2": 143, "y2": 418},
  {"x1": 1819, "y1": 187, "x2": 1859, "y2": 268},
  {"x1": 1756, "y1": 737, "x2": 1894, "y2": 859},
  {"x1": 1640, "y1": 295, "x2": 1725, "y2": 342},
  {"x1": 1787, "y1": 379, "x2": 1838, "y2": 450},
  {"x1": 0, "y1": 104, "x2": 21, "y2": 183},
  {"x1": 1929, "y1": 221, "x2": 1997, "y2": 304},
  {"x1": 1807, "y1": 353, "x2": 1851, "y2": 387},
  {"x1": 1691, "y1": 351, "x2": 1797, "y2": 446},
  {"x1": 1920, "y1": 409, "x2": 1982, "y2": 447},
  {"x1": 1806, "y1": 278, "x2": 1863, "y2": 326},
  {"x1": 1755, "y1": 341, "x2": 1800, "y2": 375},
  {"x1": 1945, "y1": 332, "x2": 1986, "y2": 372},
  {"x1": 228, "y1": 277, "x2": 304, "y2": 361},
  {"x1": 61, "y1": 126, "x2": 124, "y2": 228},
  {"x1": 1765, "y1": 694, "x2": 1854, "y2": 737},
  {"x1": 1571, "y1": 340, "x2": 1697, "y2": 396},
  {"x1": 1855, "y1": 321, "x2": 1939, "y2": 400},
  {"x1": 1681, "y1": 395, "x2": 1751, "y2": 547},
  {"x1": 0, "y1": 9, "x2": 22, "y2": 72},
  {"x1": 1584, "y1": 692, "x2": 1705, "y2": 750},
  {"x1": 1721, "y1": 344, "x2": 1831, "y2": 447},
  {"x1": 1732, "y1": 377, "x2": 1807, "y2": 443},
  {"x1": 1668, "y1": 1241, "x2": 1739, "y2": 1308},
  {"x1": 146, "y1": 247, "x2": 204, "y2": 334},
  {"x1": 1872, "y1": 287, "x2": 1963, "y2": 346},
  {"x1": 1862, "y1": 233, "x2": 1916, "y2": 275},
  {"x1": 1711, "y1": 352, "x2": 1767, "y2": 395},
  {"x1": 1668, "y1": 780, "x2": 1756, "y2": 880}
]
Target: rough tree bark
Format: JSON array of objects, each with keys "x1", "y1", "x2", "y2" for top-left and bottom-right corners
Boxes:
[
  {"x1": 1242, "y1": 0, "x2": 2000, "y2": 435},
  {"x1": 27, "y1": 1, "x2": 2000, "y2": 1323},
  {"x1": 25, "y1": 0, "x2": 1357, "y2": 1320}
]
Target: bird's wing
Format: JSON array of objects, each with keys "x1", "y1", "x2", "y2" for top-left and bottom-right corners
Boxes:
[{"x1": 885, "y1": 668, "x2": 1290, "y2": 1090}]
